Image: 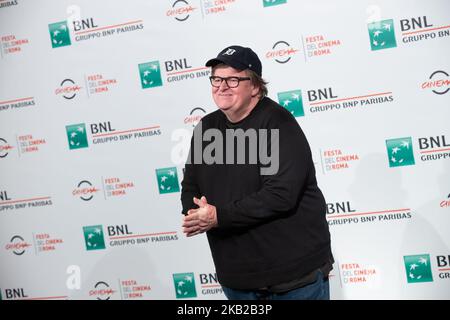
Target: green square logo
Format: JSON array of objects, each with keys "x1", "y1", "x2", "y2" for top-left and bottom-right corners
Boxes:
[
  {"x1": 66, "y1": 123, "x2": 89, "y2": 150},
  {"x1": 368, "y1": 19, "x2": 397, "y2": 51},
  {"x1": 156, "y1": 167, "x2": 180, "y2": 194},
  {"x1": 385, "y1": 137, "x2": 415, "y2": 167},
  {"x1": 403, "y1": 254, "x2": 433, "y2": 283},
  {"x1": 263, "y1": 0, "x2": 287, "y2": 7},
  {"x1": 173, "y1": 273, "x2": 197, "y2": 299},
  {"x1": 83, "y1": 225, "x2": 106, "y2": 251},
  {"x1": 277, "y1": 90, "x2": 304, "y2": 117},
  {"x1": 49, "y1": 21, "x2": 71, "y2": 48},
  {"x1": 139, "y1": 61, "x2": 163, "y2": 89}
]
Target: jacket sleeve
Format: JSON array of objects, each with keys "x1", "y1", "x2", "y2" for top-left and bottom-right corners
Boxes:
[
  {"x1": 180, "y1": 137, "x2": 201, "y2": 215},
  {"x1": 215, "y1": 120, "x2": 313, "y2": 229}
]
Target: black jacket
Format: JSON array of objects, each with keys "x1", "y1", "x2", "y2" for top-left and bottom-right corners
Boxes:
[{"x1": 181, "y1": 97, "x2": 333, "y2": 289}]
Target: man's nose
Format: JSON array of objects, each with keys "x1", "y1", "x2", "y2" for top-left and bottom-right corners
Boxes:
[{"x1": 218, "y1": 80, "x2": 230, "y2": 90}]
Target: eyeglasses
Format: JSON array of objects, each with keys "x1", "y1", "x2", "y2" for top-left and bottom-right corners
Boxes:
[{"x1": 209, "y1": 76, "x2": 251, "y2": 88}]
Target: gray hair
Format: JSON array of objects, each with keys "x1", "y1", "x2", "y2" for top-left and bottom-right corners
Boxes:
[{"x1": 245, "y1": 69, "x2": 268, "y2": 98}]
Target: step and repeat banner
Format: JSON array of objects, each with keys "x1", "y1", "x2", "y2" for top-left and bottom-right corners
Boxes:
[{"x1": 0, "y1": 0, "x2": 449, "y2": 300}]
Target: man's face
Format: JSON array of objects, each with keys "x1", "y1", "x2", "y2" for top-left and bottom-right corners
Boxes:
[{"x1": 211, "y1": 65, "x2": 259, "y2": 115}]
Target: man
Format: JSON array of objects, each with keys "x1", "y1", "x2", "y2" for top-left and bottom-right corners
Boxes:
[{"x1": 181, "y1": 45, "x2": 333, "y2": 300}]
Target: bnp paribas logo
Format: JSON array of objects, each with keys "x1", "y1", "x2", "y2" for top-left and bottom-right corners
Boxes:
[
  {"x1": 263, "y1": 0, "x2": 287, "y2": 7},
  {"x1": 385, "y1": 137, "x2": 415, "y2": 167},
  {"x1": 173, "y1": 273, "x2": 197, "y2": 299},
  {"x1": 48, "y1": 21, "x2": 71, "y2": 48},
  {"x1": 277, "y1": 90, "x2": 304, "y2": 117},
  {"x1": 139, "y1": 61, "x2": 163, "y2": 89},
  {"x1": 66, "y1": 123, "x2": 89, "y2": 150},
  {"x1": 403, "y1": 254, "x2": 433, "y2": 283},
  {"x1": 83, "y1": 225, "x2": 106, "y2": 251},
  {"x1": 368, "y1": 19, "x2": 397, "y2": 51},
  {"x1": 155, "y1": 167, "x2": 180, "y2": 194}
]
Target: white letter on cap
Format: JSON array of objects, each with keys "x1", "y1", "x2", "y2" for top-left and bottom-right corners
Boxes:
[{"x1": 223, "y1": 49, "x2": 236, "y2": 56}]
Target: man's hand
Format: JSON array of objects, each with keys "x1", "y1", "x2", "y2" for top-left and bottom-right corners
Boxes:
[{"x1": 182, "y1": 196, "x2": 218, "y2": 237}]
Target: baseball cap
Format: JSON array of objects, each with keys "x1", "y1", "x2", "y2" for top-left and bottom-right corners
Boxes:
[{"x1": 205, "y1": 45, "x2": 262, "y2": 76}]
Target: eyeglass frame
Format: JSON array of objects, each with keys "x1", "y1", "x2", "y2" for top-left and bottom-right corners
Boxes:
[{"x1": 209, "y1": 76, "x2": 251, "y2": 88}]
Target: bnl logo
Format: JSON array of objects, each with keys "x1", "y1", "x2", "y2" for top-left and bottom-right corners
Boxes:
[
  {"x1": 83, "y1": 225, "x2": 106, "y2": 251},
  {"x1": 139, "y1": 61, "x2": 163, "y2": 89},
  {"x1": 156, "y1": 167, "x2": 180, "y2": 194},
  {"x1": 368, "y1": 19, "x2": 397, "y2": 50},
  {"x1": 403, "y1": 254, "x2": 433, "y2": 283},
  {"x1": 263, "y1": 0, "x2": 287, "y2": 8},
  {"x1": 385, "y1": 137, "x2": 415, "y2": 167},
  {"x1": 277, "y1": 90, "x2": 304, "y2": 117},
  {"x1": 49, "y1": 18, "x2": 98, "y2": 48},
  {"x1": 66, "y1": 121, "x2": 116, "y2": 150},
  {"x1": 66, "y1": 123, "x2": 88, "y2": 150},
  {"x1": 1, "y1": 288, "x2": 29, "y2": 300},
  {"x1": 173, "y1": 273, "x2": 197, "y2": 298},
  {"x1": 49, "y1": 21, "x2": 71, "y2": 48}
]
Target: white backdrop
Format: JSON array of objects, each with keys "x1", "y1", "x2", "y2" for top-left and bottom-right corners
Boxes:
[{"x1": 0, "y1": 0, "x2": 449, "y2": 300}]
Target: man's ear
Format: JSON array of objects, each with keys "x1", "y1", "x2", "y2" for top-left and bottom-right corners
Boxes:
[{"x1": 251, "y1": 84, "x2": 260, "y2": 98}]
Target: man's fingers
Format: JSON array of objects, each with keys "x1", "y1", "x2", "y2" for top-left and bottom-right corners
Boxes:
[
  {"x1": 193, "y1": 197, "x2": 202, "y2": 207},
  {"x1": 185, "y1": 227, "x2": 207, "y2": 237},
  {"x1": 186, "y1": 230, "x2": 201, "y2": 237},
  {"x1": 183, "y1": 198, "x2": 214, "y2": 237},
  {"x1": 182, "y1": 219, "x2": 199, "y2": 227},
  {"x1": 184, "y1": 215, "x2": 209, "y2": 227},
  {"x1": 184, "y1": 211, "x2": 198, "y2": 221},
  {"x1": 183, "y1": 225, "x2": 199, "y2": 234},
  {"x1": 186, "y1": 209, "x2": 196, "y2": 215},
  {"x1": 193, "y1": 196, "x2": 208, "y2": 208}
]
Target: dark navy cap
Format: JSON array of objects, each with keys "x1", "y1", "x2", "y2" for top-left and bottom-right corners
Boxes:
[{"x1": 205, "y1": 45, "x2": 262, "y2": 76}]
